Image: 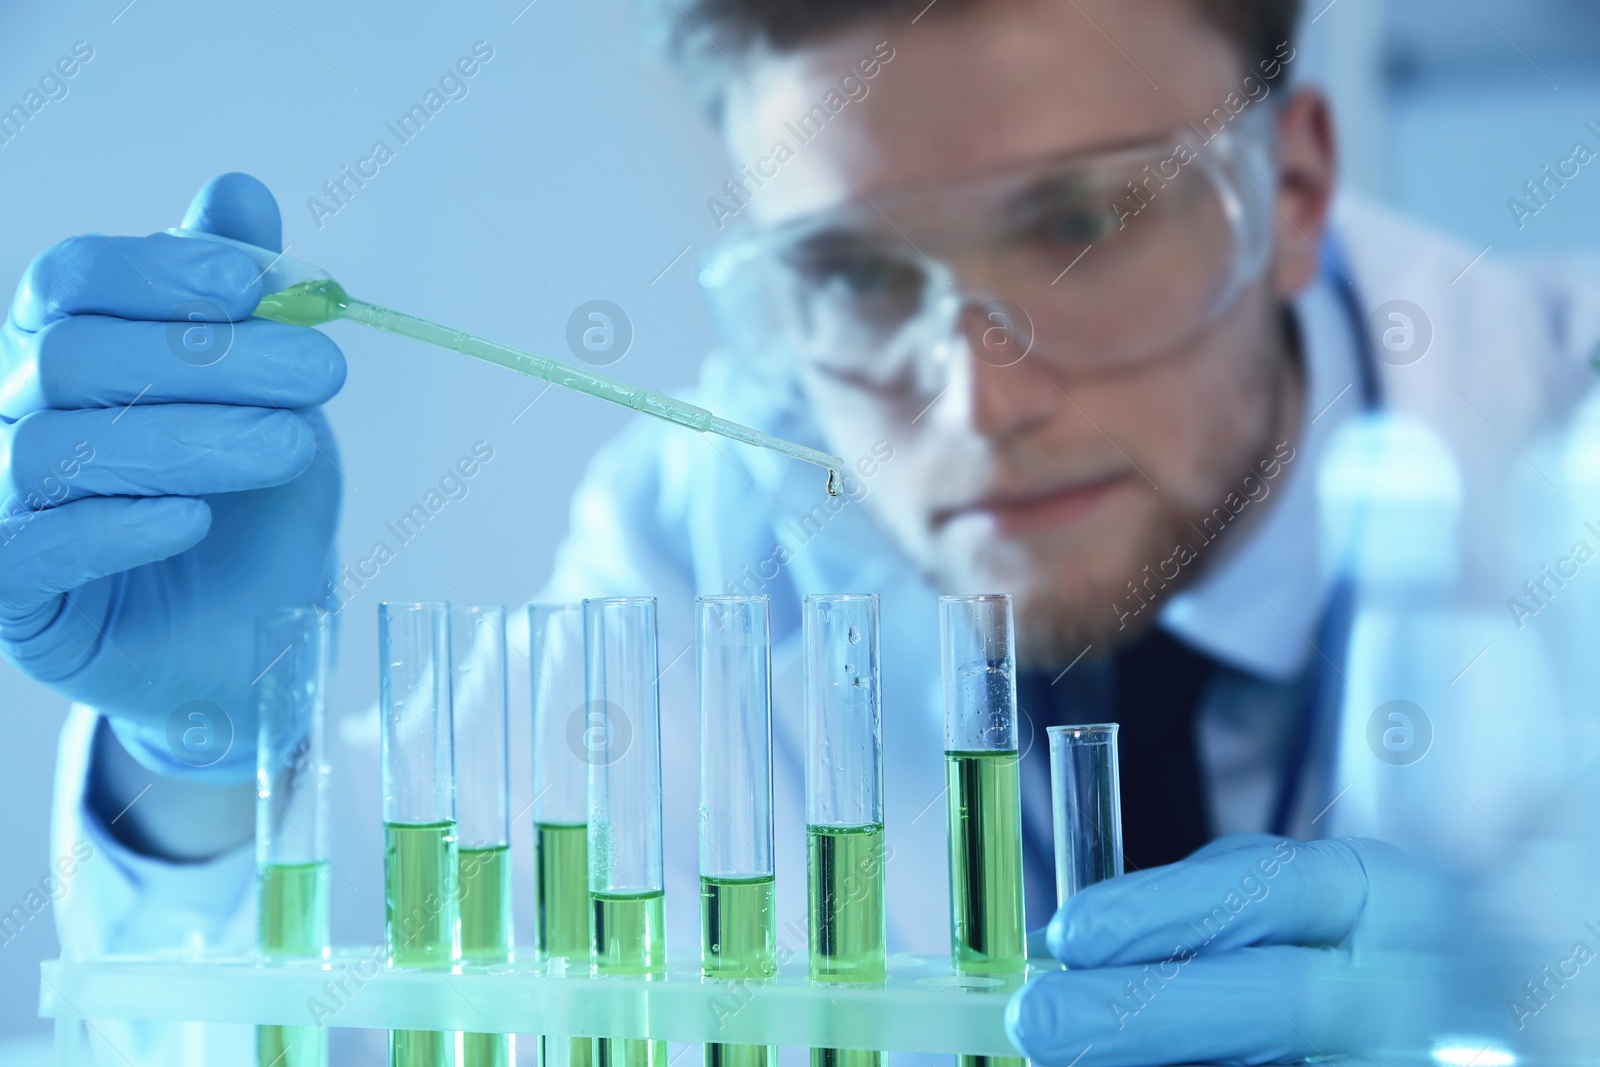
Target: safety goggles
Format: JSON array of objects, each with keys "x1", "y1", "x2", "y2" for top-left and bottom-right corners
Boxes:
[{"x1": 699, "y1": 105, "x2": 1279, "y2": 394}]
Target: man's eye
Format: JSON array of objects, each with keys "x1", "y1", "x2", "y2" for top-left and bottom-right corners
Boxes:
[
  {"x1": 795, "y1": 250, "x2": 924, "y2": 302},
  {"x1": 832, "y1": 257, "x2": 922, "y2": 300},
  {"x1": 1026, "y1": 204, "x2": 1117, "y2": 246}
]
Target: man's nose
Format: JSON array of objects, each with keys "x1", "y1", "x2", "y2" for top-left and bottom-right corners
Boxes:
[{"x1": 954, "y1": 297, "x2": 1060, "y2": 441}]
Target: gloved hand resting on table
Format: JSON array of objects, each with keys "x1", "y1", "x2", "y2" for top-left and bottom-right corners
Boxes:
[
  {"x1": 0, "y1": 173, "x2": 345, "y2": 782},
  {"x1": 1007, "y1": 834, "x2": 1447, "y2": 1066}
]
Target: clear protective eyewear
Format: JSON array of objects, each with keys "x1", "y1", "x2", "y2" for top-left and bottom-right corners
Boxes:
[{"x1": 699, "y1": 106, "x2": 1279, "y2": 394}]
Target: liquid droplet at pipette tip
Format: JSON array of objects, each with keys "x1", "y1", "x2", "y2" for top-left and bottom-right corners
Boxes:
[{"x1": 826, "y1": 469, "x2": 843, "y2": 497}]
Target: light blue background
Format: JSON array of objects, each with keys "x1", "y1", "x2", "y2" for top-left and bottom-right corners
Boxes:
[{"x1": 0, "y1": 0, "x2": 1596, "y2": 1053}]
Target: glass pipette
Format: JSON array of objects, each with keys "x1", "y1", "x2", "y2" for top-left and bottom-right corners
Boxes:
[{"x1": 167, "y1": 229, "x2": 847, "y2": 497}]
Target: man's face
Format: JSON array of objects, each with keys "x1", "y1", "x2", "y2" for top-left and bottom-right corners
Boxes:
[{"x1": 722, "y1": 0, "x2": 1328, "y2": 663}]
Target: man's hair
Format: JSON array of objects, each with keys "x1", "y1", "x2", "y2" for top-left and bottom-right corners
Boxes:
[{"x1": 647, "y1": 0, "x2": 1303, "y2": 115}]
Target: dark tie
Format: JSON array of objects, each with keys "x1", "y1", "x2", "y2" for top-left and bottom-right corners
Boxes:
[{"x1": 1016, "y1": 627, "x2": 1219, "y2": 927}]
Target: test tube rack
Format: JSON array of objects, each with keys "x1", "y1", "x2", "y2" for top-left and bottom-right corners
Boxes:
[{"x1": 41, "y1": 949, "x2": 1041, "y2": 1061}]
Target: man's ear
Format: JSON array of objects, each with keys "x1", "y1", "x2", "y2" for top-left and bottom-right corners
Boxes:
[{"x1": 1271, "y1": 87, "x2": 1339, "y2": 298}]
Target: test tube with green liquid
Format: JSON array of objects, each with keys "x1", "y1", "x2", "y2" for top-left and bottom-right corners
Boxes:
[
  {"x1": 256, "y1": 608, "x2": 331, "y2": 1067},
  {"x1": 530, "y1": 604, "x2": 593, "y2": 1067},
  {"x1": 586, "y1": 598, "x2": 668, "y2": 1067},
  {"x1": 380, "y1": 602, "x2": 461, "y2": 1067},
  {"x1": 803, "y1": 594, "x2": 887, "y2": 1067},
  {"x1": 941, "y1": 595, "x2": 1026, "y2": 1067},
  {"x1": 454, "y1": 606, "x2": 514, "y2": 1066},
  {"x1": 698, "y1": 596, "x2": 778, "y2": 1067}
]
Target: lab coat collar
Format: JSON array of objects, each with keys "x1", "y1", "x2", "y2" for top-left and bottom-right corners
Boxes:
[{"x1": 1157, "y1": 267, "x2": 1365, "y2": 682}]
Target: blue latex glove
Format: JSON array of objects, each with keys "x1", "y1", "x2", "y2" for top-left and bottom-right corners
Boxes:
[
  {"x1": 0, "y1": 173, "x2": 345, "y2": 782},
  {"x1": 1007, "y1": 834, "x2": 1445, "y2": 1066}
]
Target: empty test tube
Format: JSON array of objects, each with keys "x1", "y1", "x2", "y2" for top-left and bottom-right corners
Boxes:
[
  {"x1": 804, "y1": 594, "x2": 887, "y2": 1067},
  {"x1": 585, "y1": 597, "x2": 668, "y2": 1067},
  {"x1": 1048, "y1": 724, "x2": 1124, "y2": 905},
  {"x1": 454, "y1": 606, "x2": 513, "y2": 1067},
  {"x1": 530, "y1": 604, "x2": 593, "y2": 1067},
  {"x1": 380, "y1": 602, "x2": 460, "y2": 1067},
  {"x1": 255, "y1": 608, "x2": 331, "y2": 1067},
  {"x1": 698, "y1": 595, "x2": 778, "y2": 1067}
]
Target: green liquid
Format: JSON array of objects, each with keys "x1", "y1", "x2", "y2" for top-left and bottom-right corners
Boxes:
[
  {"x1": 810, "y1": 1053, "x2": 885, "y2": 1067},
  {"x1": 535, "y1": 822, "x2": 590, "y2": 959},
  {"x1": 460, "y1": 845, "x2": 513, "y2": 1067},
  {"x1": 708, "y1": 1045, "x2": 776, "y2": 1067},
  {"x1": 385, "y1": 820, "x2": 460, "y2": 1067},
  {"x1": 254, "y1": 280, "x2": 844, "y2": 492},
  {"x1": 807, "y1": 825, "x2": 887, "y2": 1067},
  {"x1": 806, "y1": 825, "x2": 887, "y2": 982},
  {"x1": 701, "y1": 874, "x2": 776, "y2": 978},
  {"x1": 702, "y1": 875, "x2": 777, "y2": 1067},
  {"x1": 592, "y1": 889, "x2": 666, "y2": 975},
  {"x1": 460, "y1": 844, "x2": 513, "y2": 960},
  {"x1": 258, "y1": 1025, "x2": 327, "y2": 1067},
  {"x1": 257, "y1": 861, "x2": 329, "y2": 1067},
  {"x1": 946, "y1": 752, "x2": 1026, "y2": 974},
  {"x1": 592, "y1": 890, "x2": 667, "y2": 1067},
  {"x1": 258, "y1": 860, "x2": 330, "y2": 958},
  {"x1": 255, "y1": 278, "x2": 350, "y2": 327},
  {"x1": 947, "y1": 753, "x2": 1027, "y2": 1067},
  {"x1": 535, "y1": 822, "x2": 592, "y2": 1067}
]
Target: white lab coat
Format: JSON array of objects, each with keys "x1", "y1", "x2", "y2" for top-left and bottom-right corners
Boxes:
[{"x1": 48, "y1": 197, "x2": 1600, "y2": 1063}]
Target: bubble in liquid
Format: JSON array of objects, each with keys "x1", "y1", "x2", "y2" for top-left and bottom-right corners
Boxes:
[{"x1": 847, "y1": 626, "x2": 860, "y2": 644}]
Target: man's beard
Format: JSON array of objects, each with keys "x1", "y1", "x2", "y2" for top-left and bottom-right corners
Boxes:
[{"x1": 925, "y1": 494, "x2": 1211, "y2": 668}]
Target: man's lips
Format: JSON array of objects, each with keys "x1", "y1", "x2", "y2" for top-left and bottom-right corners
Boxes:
[{"x1": 936, "y1": 474, "x2": 1130, "y2": 538}]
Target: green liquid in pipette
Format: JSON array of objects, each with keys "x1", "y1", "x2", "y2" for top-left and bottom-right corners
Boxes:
[
  {"x1": 592, "y1": 889, "x2": 668, "y2": 1067},
  {"x1": 460, "y1": 844, "x2": 513, "y2": 1067},
  {"x1": 257, "y1": 860, "x2": 329, "y2": 1067},
  {"x1": 255, "y1": 278, "x2": 352, "y2": 327},
  {"x1": 385, "y1": 819, "x2": 460, "y2": 1067},
  {"x1": 255, "y1": 279, "x2": 846, "y2": 496},
  {"x1": 947, "y1": 752, "x2": 1027, "y2": 1067},
  {"x1": 534, "y1": 821, "x2": 591, "y2": 1067},
  {"x1": 702, "y1": 874, "x2": 778, "y2": 1067}
]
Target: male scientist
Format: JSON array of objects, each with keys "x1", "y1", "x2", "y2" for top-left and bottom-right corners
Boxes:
[{"x1": 4, "y1": 0, "x2": 1599, "y2": 1062}]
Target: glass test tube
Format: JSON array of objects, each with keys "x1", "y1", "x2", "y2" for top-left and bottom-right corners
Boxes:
[
  {"x1": 698, "y1": 596, "x2": 778, "y2": 1067},
  {"x1": 454, "y1": 606, "x2": 513, "y2": 1067},
  {"x1": 1048, "y1": 724, "x2": 1124, "y2": 905},
  {"x1": 585, "y1": 597, "x2": 668, "y2": 1067},
  {"x1": 256, "y1": 608, "x2": 331, "y2": 1067},
  {"x1": 380, "y1": 602, "x2": 460, "y2": 1067},
  {"x1": 940, "y1": 595, "x2": 1027, "y2": 978},
  {"x1": 530, "y1": 604, "x2": 593, "y2": 1067},
  {"x1": 805, "y1": 595, "x2": 888, "y2": 1067}
]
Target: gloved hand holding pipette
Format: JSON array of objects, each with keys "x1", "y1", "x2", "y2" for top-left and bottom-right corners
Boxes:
[
  {"x1": 0, "y1": 167, "x2": 840, "y2": 789},
  {"x1": 164, "y1": 225, "x2": 847, "y2": 493},
  {"x1": 0, "y1": 173, "x2": 346, "y2": 781}
]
